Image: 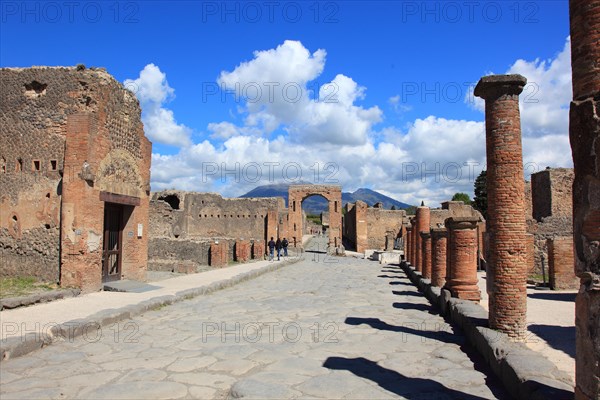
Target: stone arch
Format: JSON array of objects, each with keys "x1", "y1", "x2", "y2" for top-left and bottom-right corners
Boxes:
[{"x1": 288, "y1": 185, "x2": 342, "y2": 250}]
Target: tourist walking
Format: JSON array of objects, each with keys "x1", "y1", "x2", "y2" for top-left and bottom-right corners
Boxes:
[
  {"x1": 275, "y1": 238, "x2": 282, "y2": 261},
  {"x1": 268, "y1": 237, "x2": 276, "y2": 261},
  {"x1": 282, "y1": 237, "x2": 289, "y2": 257}
]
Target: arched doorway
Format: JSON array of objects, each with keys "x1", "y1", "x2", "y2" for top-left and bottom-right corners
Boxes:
[{"x1": 288, "y1": 185, "x2": 342, "y2": 250}]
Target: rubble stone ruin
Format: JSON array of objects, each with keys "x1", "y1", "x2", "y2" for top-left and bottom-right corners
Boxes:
[
  {"x1": 0, "y1": 66, "x2": 152, "y2": 292},
  {"x1": 569, "y1": 0, "x2": 600, "y2": 398}
]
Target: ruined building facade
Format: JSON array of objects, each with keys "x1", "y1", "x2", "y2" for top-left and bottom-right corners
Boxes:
[
  {"x1": 149, "y1": 191, "x2": 287, "y2": 270},
  {"x1": 0, "y1": 67, "x2": 152, "y2": 292},
  {"x1": 343, "y1": 202, "x2": 406, "y2": 253},
  {"x1": 525, "y1": 167, "x2": 577, "y2": 289}
]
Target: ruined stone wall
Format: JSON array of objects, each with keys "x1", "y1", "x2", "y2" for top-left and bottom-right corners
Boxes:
[
  {"x1": 365, "y1": 208, "x2": 405, "y2": 250},
  {"x1": 0, "y1": 66, "x2": 151, "y2": 289},
  {"x1": 531, "y1": 168, "x2": 574, "y2": 221},
  {"x1": 148, "y1": 191, "x2": 283, "y2": 267},
  {"x1": 525, "y1": 168, "x2": 574, "y2": 277},
  {"x1": 148, "y1": 237, "x2": 211, "y2": 272}
]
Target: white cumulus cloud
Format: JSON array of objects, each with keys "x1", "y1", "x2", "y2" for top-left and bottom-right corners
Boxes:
[
  {"x1": 145, "y1": 38, "x2": 573, "y2": 208},
  {"x1": 125, "y1": 64, "x2": 192, "y2": 147}
]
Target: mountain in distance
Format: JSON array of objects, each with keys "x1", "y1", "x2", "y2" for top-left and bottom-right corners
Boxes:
[{"x1": 240, "y1": 183, "x2": 413, "y2": 214}]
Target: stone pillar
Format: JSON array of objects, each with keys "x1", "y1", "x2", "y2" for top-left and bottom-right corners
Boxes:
[
  {"x1": 210, "y1": 240, "x2": 228, "y2": 268},
  {"x1": 252, "y1": 240, "x2": 265, "y2": 260},
  {"x1": 409, "y1": 218, "x2": 416, "y2": 266},
  {"x1": 475, "y1": 74, "x2": 528, "y2": 339},
  {"x1": 431, "y1": 228, "x2": 448, "y2": 288},
  {"x1": 405, "y1": 226, "x2": 412, "y2": 265},
  {"x1": 569, "y1": 2, "x2": 600, "y2": 397},
  {"x1": 235, "y1": 239, "x2": 251, "y2": 263},
  {"x1": 445, "y1": 217, "x2": 481, "y2": 301},
  {"x1": 547, "y1": 236, "x2": 578, "y2": 291},
  {"x1": 421, "y1": 231, "x2": 432, "y2": 280},
  {"x1": 415, "y1": 206, "x2": 430, "y2": 272}
]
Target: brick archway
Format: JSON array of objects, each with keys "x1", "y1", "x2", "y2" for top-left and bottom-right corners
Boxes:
[{"x1": 288, "y1": 185, "x2": 342, "y2": 249}]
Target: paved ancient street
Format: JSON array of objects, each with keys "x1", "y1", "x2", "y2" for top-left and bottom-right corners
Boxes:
[{"x1": 0, "y1": 236, "x2": 509, "y2": 399}]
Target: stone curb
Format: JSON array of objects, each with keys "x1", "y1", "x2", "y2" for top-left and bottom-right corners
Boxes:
[
  {"x1": 0, "y1": 257, "x2": 300, "y2": 363},
  {"x1": 399, "y1": 262, "x2": 574, "y2": 400},
  {"x1": 0, "y1": 288, "x2": 81, "y2": 311}
]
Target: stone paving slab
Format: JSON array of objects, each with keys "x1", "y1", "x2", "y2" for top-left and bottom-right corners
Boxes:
[
  {"x1": 0, "y1": 236, "x2": 511, "y2": 399},
  {"x1": 0, "y1": 257, "x2": 300, "y2": 361}
]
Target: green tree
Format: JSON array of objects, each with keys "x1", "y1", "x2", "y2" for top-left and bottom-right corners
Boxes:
[
  {"x1": 473, "y1": 170, "x2": 487, "y2": 219},
  {"x1": 451, "y1": 192, "x2": 471, "y2": 205},
  {"x1": 404, "y1": 205, "x2": 417, "y2": 215},
  {"x1": 390, "y1": 205, "x2": 396, "y2": 210}
]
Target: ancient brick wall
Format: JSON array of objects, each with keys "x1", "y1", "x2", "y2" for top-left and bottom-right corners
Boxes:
[
  {"x1": 148, "y1": 191, "x2": 284, "y2": 268},
  {"x1": 365, "y1": 208, "x2": 405, "y2": 250},
  {"x1": 569, "y1": 2, "x2": 600, "y2": 397},
  {"x1": 526, "y1": 168, "x2": 574, "y2": 277},
  {"x1": 531, "y1": 168, "x2": 574, "y2": 222},
  {"x1": 0, "y1": 66, "x2": 151, "y2": 290},
  {"x1": 147, "y1": 237, "x2": 211, "y2": 272}
]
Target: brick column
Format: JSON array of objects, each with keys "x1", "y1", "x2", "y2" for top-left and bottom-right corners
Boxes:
[
  {"x1": 410, "y1": 217, "x2": 417, "y2": 266},
  {"x1": 431, "y1": 228, "x2": 448, "y2": 288},
  {"x1": 445, "y1": 217, "x2": 481, "y2": 301},
  {"x1": 569, "y1": 2, "x2": 600, "y2": 398},
  {"x1": 235, "y1": 239, "x2": 251, "y2": 263},
  {"x1": 405, "y1": 226, "x2": 412, "y2": 265},
  {"x1": 547, "y1": 237, "x2": 578, "y2": 290},
  {"x1": 475, "y1": 74, "x2": 528, "y2": 339},
  {"x1": 210, "y1": 240, "x2": 228, "y2": 268},
  {"x1": 252, "y1": 240, "x2": 265, "y2": 260},
  {"x1": 421, "y1": 231, "x2": 432, "y2": 280},
  {"x1": 415, "y1": 206, "x2": 430, "y2": 272}
]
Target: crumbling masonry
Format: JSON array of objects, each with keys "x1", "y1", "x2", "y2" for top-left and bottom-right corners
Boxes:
[{"x1": 569, "y1": 1, "x2": 600, "y2": 398}]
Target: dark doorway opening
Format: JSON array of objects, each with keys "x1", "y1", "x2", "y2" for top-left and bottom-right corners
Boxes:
[{"x1": 102, "y1": 203, "x2": 125, "y2": 282}]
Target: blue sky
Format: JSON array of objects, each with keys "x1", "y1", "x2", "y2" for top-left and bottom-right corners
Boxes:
[{"x1": 1, "y1": 1, "x2": 572, "y2": 206}]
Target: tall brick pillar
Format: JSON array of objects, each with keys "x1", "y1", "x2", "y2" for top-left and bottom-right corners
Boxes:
[
  {"x1": 410, "y1": 217, "x2": 417, "y2": 266},
  {"x1": 415, "y1": 206, "x2": 430, "y2": 272},
  {"x1": 431, "y1": 228, "x2": 448, "y2": 288},
  {"x1": 475, "y1": 74, "x2": 528, "y2": 339},
  {"x1": 421, "y1": 231, "x2": 432, "y2": 279},
  {"x1": 405, "y1": 226, "x2": 412, "y2": 265},
  {"x1": 445, "y1": 217, "x2": 481, "y2": 301},
  {"x1": 569, "y1": 1, "x2": 600, "y2": 398}
]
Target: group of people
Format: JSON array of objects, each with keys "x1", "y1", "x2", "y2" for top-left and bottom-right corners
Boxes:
[{"x1": 267, "y1": 237, "x2": 288, "y2": 261}]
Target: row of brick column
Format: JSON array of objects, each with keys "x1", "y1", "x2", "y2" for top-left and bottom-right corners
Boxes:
[
  {"x1": 407, "y1": 215, "x2": 481, "y2": 302},
  {"x1": 402, "y1": 4, "x2": 598, "y2": 394},
  {"x1": 210, "y1": 239, "x2": 266, "y2": 267}
]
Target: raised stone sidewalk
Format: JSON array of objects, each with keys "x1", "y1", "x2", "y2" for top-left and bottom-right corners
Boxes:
[{"x1": 0, "y1": 257, "x2": 300, "y2": 361}]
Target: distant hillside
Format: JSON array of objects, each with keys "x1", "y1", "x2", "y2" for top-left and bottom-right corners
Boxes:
[{"x1": 240, "y1": 184, "x2": 412, "y2": 214}]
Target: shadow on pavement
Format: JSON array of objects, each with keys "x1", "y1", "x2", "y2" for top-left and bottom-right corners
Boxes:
[
  {"x1": 378, "y1": 274, "x2": 404, "y2": 279},
  {"x1": 345, "y1": 317, "x2": 461, "y2": 344},
  {"x1": 323, "y1": 356, "x2": 490, "y2": 399},
  {"x1": 389, "y1": 281, "x2": 413, "y2": 286},
  {"x1": 392, "y1": 290, "x2": 422, "y2": 297},
  {"x1": 528, "y1": 324, "x2": 576, "y2": 358},
  {"x1": 392, "y1": 302, "x2": 434, "y2": 313},
  {"x1": 528, "y1": 292, "x2": 576, "y2": 302},
  {"x1": 304, "y1": 249, "x2": 327, "y2": 255}
]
